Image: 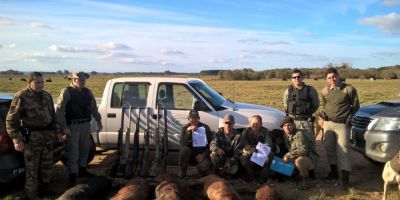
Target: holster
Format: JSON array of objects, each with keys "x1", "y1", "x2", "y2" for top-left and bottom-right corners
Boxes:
[{"x1": 20, "y1": 127, "x2": 30, "y2": 144}]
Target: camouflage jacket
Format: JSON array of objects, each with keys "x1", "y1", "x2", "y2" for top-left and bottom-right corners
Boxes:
[
  {"x1": 180, "y1": 122, "x2": 213, "y2": 156},
  {"x1": 240, "y1": 127, "x2": 272, "y2": 149},
  {"x1": 283, "y1": 128, "x2": 309, "y2": 160},
  {"x1": 6, "y1": 87, "x2": 57, "y2": 145},
  {"x1": 209, "y1": 127, "x2": 242, "y2": 160}
]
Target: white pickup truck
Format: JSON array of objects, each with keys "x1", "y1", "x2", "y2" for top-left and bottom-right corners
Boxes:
[{"x1": 90, "y1": 77, "x2": 285, "y2": 151}]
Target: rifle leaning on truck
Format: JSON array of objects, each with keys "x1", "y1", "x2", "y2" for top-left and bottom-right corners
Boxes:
[
  {"x1": 139, "y1": 107, "x2": 151, "y2": 177},
  {"x1": 149, "y1": 108, "x2": 162, "y2": 177},
  {"x1": 107, "y1": 107, "x2": 125, "y2": 177},
  {"x1": 125, "y1": 107, "x2": 141, "y2": 178},
  {"x1": 162, "y1": 108, "x2": 169, "y2": 173}
]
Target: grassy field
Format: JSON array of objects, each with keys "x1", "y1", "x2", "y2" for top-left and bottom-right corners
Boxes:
[{"x1": 1, "y1": 75, "x2": 399, "y2": 111}]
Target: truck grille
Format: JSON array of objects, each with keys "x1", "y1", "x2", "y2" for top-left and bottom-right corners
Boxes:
[{"x1": 351, "y1": 115, "x2": 371, "y2": 129}]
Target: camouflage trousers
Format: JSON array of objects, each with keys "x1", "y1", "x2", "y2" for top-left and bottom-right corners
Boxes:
[
  {"x1": 289, "y1": 156, "x2": 315, "y2": 177},
  {"x1": 66, "y1": 122, "x2": 91, "y2": 174},
  {"x1": 210, "y1": 153, "x2": 238, "y2": 175},
  {"x1": 179, "y1": 146, "x2": 211, "y2": 175},
  {"x1": 240, "y1": 153, "x2": 273, "y2": 180},
  {"x1": 294, "y1": 119, "x2": 319, "y2": 165},
  {"x1": 24, "y1": 130, "x2": 54, "y2": 199}
]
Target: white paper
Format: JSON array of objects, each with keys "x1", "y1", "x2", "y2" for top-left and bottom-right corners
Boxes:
[
  {"x1": 250, "y1": 142, "x2": 271, "y2": 167},
  {"x1": 192, "y1": 127, "x2": 207, "y2": 147}
]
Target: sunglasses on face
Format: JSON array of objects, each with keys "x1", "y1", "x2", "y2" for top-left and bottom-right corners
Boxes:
[{"x1": 292, "y1": 76, "x2": 302, "y2": 79}]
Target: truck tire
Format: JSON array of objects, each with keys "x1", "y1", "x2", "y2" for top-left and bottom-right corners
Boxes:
[{"x1": 60, "y1": 134, "x2": 96, "y2": 165}]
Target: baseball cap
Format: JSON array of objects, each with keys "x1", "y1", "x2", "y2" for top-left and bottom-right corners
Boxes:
[
  {"x1": 280, "y1": 116, "x2": 294, "y2": 128},
  {"x1": 188, "y1": 110, "x2": 199, "y2": 118},
  {"x1": 71, "y1": 71, "x2": 90, "y2": 80}
]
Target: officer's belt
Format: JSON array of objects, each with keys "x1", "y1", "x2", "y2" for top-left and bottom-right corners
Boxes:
[
  {"x1": 289, "y1": 115, "x2": 310, "y2": 121},
  {"x1": 67, "y1": 118, "x2": 91, "y2": 125},
  {"x1": 24, "y1": 125, "x2": 53, "y2": 132}
]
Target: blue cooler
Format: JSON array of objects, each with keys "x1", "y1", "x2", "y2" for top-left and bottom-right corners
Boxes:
[{"x1": 269, "y1": 156, "x2": 295, "y2": 176}]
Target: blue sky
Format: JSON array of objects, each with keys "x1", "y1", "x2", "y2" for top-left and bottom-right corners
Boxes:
[{"x1": 0, "y1": 0, "x2": 399, "y2": 72}]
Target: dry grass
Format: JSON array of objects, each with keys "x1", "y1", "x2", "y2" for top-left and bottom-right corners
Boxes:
[{"x1": 1, "y1": 75, "x2": 399, "y2": 111}]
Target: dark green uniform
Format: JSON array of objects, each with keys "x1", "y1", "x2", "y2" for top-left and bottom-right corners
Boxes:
[
  {"x1": 239, "y1": 127, "x2": 273, "y2": 180},
  {"x1": 6, "y1": 87, "x2": 57, "y2": 199},
  {"x1": 179, "y1": 122, "x2": 212, "y2": 177}
]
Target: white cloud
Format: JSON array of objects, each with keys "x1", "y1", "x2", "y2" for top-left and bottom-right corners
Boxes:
[
  {"x1": 160, "y1": 49, "x2": 185, "y2": 55},
  {"x1": 371, "y1": 51, "x2": 400, "y2": 58},
  {"x1": 101, "y1": 42, "x2": 132, "y2": 50},
  {"x1": 0, "y1": 44, "x2": 16, "y2": 49},
  {"x1": 0, "y1": 16, "x2": 15, "y2": 25},
  {"x1": 237, "y1": 38, "x2": 260, "y2": 43},
  {"x1": 97, "y1": 52, "x2": 138, "y2": 60},
  {"x1": 31, "y1": 22, "x2": 54, "y2": 29},
  {"x1": 49, "y1": 45, "x2": 104, "y2": 53},
  {"x1": 208, "y1": 58, "x2": 234, "y2": 64},
  {"x1": 263, "y1": 41, "x2": 291, "y2": 45},
  {"x1": 382, "y1": 0, "x2": 400, "y2": 6},
  {"x1": 358, "y1": 12, "x2": 400, "y2": 34}
]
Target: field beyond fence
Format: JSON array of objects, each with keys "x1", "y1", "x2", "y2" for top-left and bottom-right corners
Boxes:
[{"x1": 1, "y1": 75, "x2": 399, "y2": 111}]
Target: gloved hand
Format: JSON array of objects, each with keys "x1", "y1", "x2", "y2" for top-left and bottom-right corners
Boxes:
[{"x1": 346, "y1": 115, "x2": 353, "y2": 126}]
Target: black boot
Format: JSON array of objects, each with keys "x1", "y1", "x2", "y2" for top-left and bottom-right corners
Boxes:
[
  {"x1": 341, "y1": 170, "x2": 350, "y2": 190},
  {"x1": 323, "y1": 165, "x2": 338, "y2": 180},
  {"x1": 69, "y1": 173, "x2": 77, "y2": 188},
  {"x1": 309, "y1": 169, "x2": 316, "y2": 179},
  {"x1": 79, "y1": 167, "x2": 94, "y2": 177}
]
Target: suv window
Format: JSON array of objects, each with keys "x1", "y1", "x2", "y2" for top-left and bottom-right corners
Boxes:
[
  {"x1": 0, "y1": 102, "x2": 10, "y2": 133},
  {"x1": 111, "y1": 82, "x2": 150, "y2": 108},
  {"x1": 156, "y1": 83, "x2": 210, "y2": 111}
]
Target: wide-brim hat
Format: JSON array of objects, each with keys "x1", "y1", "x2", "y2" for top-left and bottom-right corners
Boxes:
[{"x1": 71, "y1": 71, "x2": 90, "y2": 80}]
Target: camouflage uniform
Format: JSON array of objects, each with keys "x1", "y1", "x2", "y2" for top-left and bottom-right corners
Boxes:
[
  {"x1": 179, "y1": 122, "x2": 212, "y2": 177},
  {"x1": 283, "y1": 83, "x2": 320, "y2": 164},
  {"x1": 209, "y1": 127, "x2": 241, "y2": 175},
  {"x1": 283, "y1": 128, "x2": 315, "y2": 177},
  {"x1": 6, "y1": 87, "x2": 57, "y2": 199},
  {"x1": 56, "y1": 83, "x2": 101, "y2": 175},
  {"x1": 239, "y1": 127, "x2": 273, "y2": 180}
]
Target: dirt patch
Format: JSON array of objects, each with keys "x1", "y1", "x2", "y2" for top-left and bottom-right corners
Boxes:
[{"x1": 2, "y1": 138, "x2": 398, "y2": 200}]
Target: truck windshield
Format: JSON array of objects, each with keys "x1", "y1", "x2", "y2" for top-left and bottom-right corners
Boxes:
[{"x1": 189, "y1": 82, "x2": 226, "y2": 110}]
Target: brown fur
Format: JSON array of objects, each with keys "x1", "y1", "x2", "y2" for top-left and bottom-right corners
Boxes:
[
  {"x1": 255, "y1": 184, "x2": 279, "y2": 200},
  {"x1": 57, "y1": 176, "x2": 111, "y2": 200},
  {"x1": 110, "y1": 178, "x2": 150, "y2": 200},
  {"x1": 155, "y1": 180, "x2": 184, "y2": 200},
  {"x1": 313, "y1": 113, "x2": 325, "y2": 140},
  {"x1": 195, "y1": 175, "x2": 241, "y2": 200}
]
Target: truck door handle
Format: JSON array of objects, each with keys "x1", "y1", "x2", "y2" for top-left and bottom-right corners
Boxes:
[
  {"x1": 107, "y1": 113, "x2": 116, "y2": 118},
  {"x1": 152, "y1": 114, "x2": 162, "y2": 119}
]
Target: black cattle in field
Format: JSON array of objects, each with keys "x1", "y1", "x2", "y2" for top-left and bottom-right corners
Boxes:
[
  {"x1": 20, "y1": 78, "x2": 27, "y2": 82},
  {"x1": 8, "y1": 78, "x2": 12, "y2": 80},
  {"x1": 46, "y1": 78, "x2": 52, "y2": 82},
  {"x1": 67, "y1": 77, "x2": 72, "y2": 81},
  {"x1": 314, "y1": 78, "x2": 318, "y2": 81}
]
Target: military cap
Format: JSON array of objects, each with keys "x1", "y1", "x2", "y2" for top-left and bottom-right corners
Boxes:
[
  {"x1": 280, "y1": 116, "x2": 294, "y2": 128},
  {"x1": 188, "y1": 109, "x2": 200, "y2": 118}
]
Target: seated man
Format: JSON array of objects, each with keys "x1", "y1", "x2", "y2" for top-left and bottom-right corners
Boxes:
[
  {"x1": 240, "y1": 115, "x2": 273, "y2": 182},
  {"x1": 210, "y1": 114, "x2": 241, "y2": 176},
  {"x1": 281, "y1": 116, "x2": 315, "y2": 190},
  {"x1": 179, "y1": 110, "x2": 212, "y2": 178}
]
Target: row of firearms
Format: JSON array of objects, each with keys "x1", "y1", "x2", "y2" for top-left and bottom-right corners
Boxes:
[{"x1": 107, "y1": 106, "x2": 169, "y2": 178}]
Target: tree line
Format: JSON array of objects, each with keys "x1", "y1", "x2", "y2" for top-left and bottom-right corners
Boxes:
[{"x1": 204, "y1": 63, "x2": 400, "y2": 80}]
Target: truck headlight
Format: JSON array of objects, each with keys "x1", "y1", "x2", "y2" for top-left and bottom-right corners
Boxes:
[{"x1": 369, "y1": 117, "x2": 400, "y2": 131}]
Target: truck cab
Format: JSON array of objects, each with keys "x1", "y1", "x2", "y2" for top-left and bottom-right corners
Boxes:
[{"x1": 92, "y1": 77, "x2": 285, "y2": 150}]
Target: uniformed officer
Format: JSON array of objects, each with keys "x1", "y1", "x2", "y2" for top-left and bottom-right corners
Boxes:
[
  {"x1": 179, "y1": 110, "x2": 212, "y2": 178},
  {"x1": 281, "y1": 116, "x2": 315, "y2": 190},
  {"x1": 321, "y1": 67, "x2": 359, "y2": 189},
  {"x1": 56, "y1": 71, "x2": 102, "y2": 186},
  {"x1": 209, "y1": 114, "x2": 241, "y2": 176},
  {"x1": 239, "y1": 115, "x2": 273, "y2": 183},
  {"x1": 6, "y1": 72, "x2": 58, "y2": 199},
  {"x1": 283, "y1": 69, "x2": 319, "y2": 165}
]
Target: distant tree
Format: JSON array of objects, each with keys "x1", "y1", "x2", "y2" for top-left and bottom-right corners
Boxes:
[
  {"x1": 90, "y1": 71, "x2": 98, "y2": 75},
  {"x1": 63, "y1": 70, "x2": 70, "y2": 75}
]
